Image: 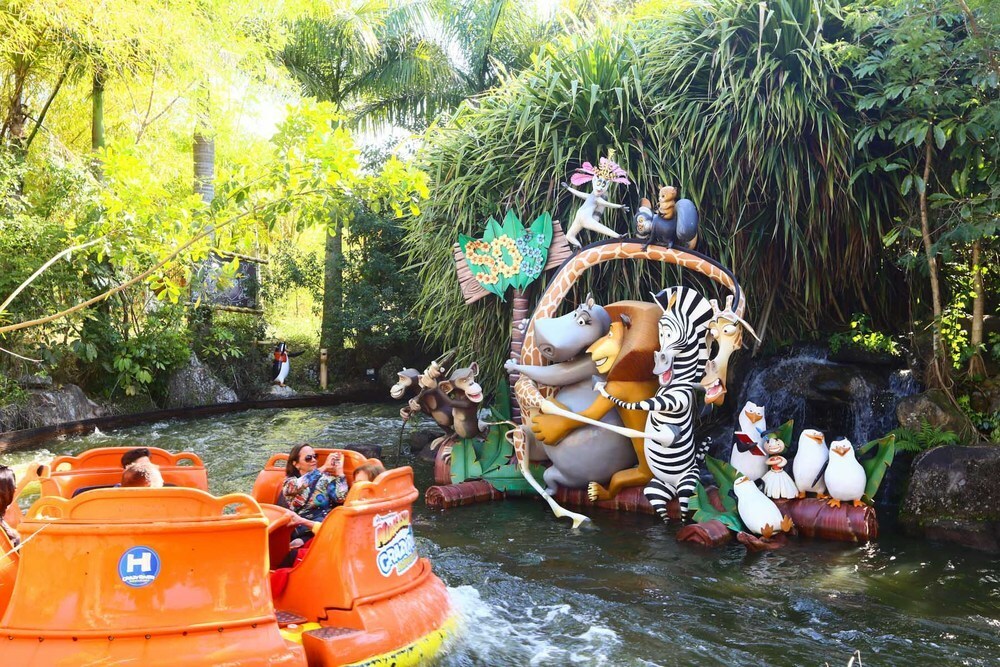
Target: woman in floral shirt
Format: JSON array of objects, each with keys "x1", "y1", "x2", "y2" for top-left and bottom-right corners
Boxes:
[{"x1": 282, "y1": 444, "x2": 349, "y2": 541}]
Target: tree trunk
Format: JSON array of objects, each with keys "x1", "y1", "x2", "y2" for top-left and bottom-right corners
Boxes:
[
  {"x1": 968, "y1": 240, "x2": 987, "y2": 378},
  {"x1": 919, "y1": 130, "x2": 948, "y2": 389},
  {"x1": 192, "y1": 86, "x2": 214, "y2": 205},
  {"x1": 321, "y1": 221, "x2": 345, "y2": 371},
  {"x1": 91, "y1": 65, "x2": 106, "y2": 152},
  {"x1": 509, "y1": 288, "x2": 529, "y2": 423}
]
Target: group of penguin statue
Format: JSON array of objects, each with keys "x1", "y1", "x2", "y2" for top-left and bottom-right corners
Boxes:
[{"x1": 728, "y1": 400, "x2": 869, "y2": 538}]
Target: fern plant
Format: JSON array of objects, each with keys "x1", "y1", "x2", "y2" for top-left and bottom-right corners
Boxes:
[{"x1": 889, "y1": 420, "x2": 960, "y2": 453}]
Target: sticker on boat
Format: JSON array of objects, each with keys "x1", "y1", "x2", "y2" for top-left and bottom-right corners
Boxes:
[
  {"x1": 373, "y1": 510, "x2": 417, "y2": 577},
  {"x1": 118, "y1": 546, "x2": 161, "y2": 587}
]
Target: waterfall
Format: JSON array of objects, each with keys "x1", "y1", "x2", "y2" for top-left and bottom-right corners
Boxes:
[{"x1": 734, "y1": 346, "x2": 919, "y2": 445}]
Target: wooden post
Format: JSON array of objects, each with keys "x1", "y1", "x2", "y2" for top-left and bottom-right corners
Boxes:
[
  {"x1": 510, "y1": 289, "x2": 530, "y2": 424},
  {"x1": 319, "y1": 348, "x2": 328, "y2": 390}
]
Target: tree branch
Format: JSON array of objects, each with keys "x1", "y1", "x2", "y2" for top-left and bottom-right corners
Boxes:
[
  {"x1": 0, "y1": 212, "x2": 249, "y2": 336},
  {"x1": 0, "y1": 237, "x2": 105, "y2": 315}
]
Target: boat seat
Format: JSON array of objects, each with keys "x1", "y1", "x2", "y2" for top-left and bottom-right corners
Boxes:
[
  {"x1": 2, "y1": 488, "x2": 301, "y2": 666},
  {"x1": 71, "y1": 482, "x2": 180, "y2": 497},
  {"x1": 42, "y1": 447, "x2": 208, "y2": 498},
  {"x1": 275, "y1": 610, "x2": 308, "y2": 627},
  {"x1": 71, "y1": 483, "x2": 117, "y2": 497}
]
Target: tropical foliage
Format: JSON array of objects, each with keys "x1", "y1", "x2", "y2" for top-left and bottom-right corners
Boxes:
[{"x1": 406, "y1": 0, "x2": 997, "y2": 392}]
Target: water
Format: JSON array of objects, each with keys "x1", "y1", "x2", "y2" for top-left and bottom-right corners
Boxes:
[{"x1": 3, "y1": 404, "x2": 998, "y2": 667}]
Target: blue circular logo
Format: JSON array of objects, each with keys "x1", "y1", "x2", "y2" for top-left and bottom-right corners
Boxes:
[{"x1": 118, "y1": 546, "x2": 161, "y2": 588}]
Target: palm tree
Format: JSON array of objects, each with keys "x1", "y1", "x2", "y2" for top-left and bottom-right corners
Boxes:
[{"x1": 281, "y1": 0, "x2": 577, "y2": 365}]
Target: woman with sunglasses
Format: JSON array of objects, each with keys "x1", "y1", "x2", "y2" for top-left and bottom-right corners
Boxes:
[{"x1": 281, "y1": 444, "x2": 349, "y2": 544}]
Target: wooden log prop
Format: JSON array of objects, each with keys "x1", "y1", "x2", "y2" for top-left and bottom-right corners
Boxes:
[
  {"x1": 433, "y1": 445, "x2": 451, "y2": 486},
  {"x1": 425, "y1": 480, "x2": 505, "y2": 509},
  {"x1": 775, "y1": 498, "x2": 878, "y2": 542},
  {"x1": 737, "y1": 530, "x2": 789, "y2": 551},
  {"x1": 554, "y1": 485, "x2": 676, "y2": 518},
  {"x1": 677, "y1": 520, "x2": 733, "y2": 547}
]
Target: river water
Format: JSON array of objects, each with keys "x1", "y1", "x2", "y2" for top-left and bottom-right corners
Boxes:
[{"x1": 3, "y1": 404, "x2": 998, "y2": 666}]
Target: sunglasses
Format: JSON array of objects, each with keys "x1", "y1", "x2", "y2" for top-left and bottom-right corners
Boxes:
[{"x1": 302, "y1": 454, "x2": 317, "y2": 462}]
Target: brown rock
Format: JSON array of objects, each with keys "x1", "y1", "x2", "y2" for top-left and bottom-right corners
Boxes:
[
  {"x1": 899, "y1": 445, "x2": 1000, "y2": 553},
  {"x1": 896, "y1": 390, "x2": 975, "y2": 443}
]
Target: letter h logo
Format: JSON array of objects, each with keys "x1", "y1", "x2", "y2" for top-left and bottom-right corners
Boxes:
[{"x1": 126, "y1": 550, "x2": 152, "y2": 573}]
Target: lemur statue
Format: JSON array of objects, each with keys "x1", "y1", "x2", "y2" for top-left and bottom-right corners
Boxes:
[{"x1": 561, "y1": 153, "x2": 630, "y2": 249}]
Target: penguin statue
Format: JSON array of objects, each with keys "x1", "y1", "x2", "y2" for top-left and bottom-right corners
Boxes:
[
  {"x1": 733, "y1": 474, "x2": 793, "y2": 538},
  {"x1": 730, "y1": 401, "x2": 768, "y2": 481},
  {"x1": 760, "y1": 438, "x2": 798, "y2": 500},
  {"x1": 824, "y1": 438, "x2": 867, "y2": 508},
  {"x1": 271, "y1": 342, "x2": 304, "y2": 387},
  {"x1": 792, "y1": 429, "x2": 829, "y2": 498}
]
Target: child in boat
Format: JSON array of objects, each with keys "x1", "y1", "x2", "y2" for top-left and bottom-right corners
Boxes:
[
  {"x1": 0, "y1": 465, "x2": 19, "y2": 548},
  {"x1": 282, "y1": 444, "x2": 348, "y2": 544},
  {"x1": 353, "y1": 463, "x2": 386, "y2": 483},
  {"x1": 120, "y1": 448, "x2": 151, "y2": 468},
  {"x1": 121, "y1": 461, "x2": 164, "y2": 488}
]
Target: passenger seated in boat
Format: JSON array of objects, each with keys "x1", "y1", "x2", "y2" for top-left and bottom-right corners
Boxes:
[
  {"x1": 282, "y1": 444, "x2": 348, "y2": 545},
  {"x1": 353, "y1": 463, "x2": 386, "y2": 483},
  {"x1": 121, "y1": 461, "x2": 164, "y2": 488},
  {"x1": 120, "y1": 447, "x2": 151, "y2": 468},
  {"x1": 0, "y1": 465, "x2": 19, "y2": 548}
]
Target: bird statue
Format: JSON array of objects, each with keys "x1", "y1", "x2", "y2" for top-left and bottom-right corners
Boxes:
[
  {"x1": 760, "y1": 437, "x2": 798, "y2": 500},
  {"x1": 793, "y1": 429, "x2": 829, "y2": 498},
  {"x1": 733, "y1": 474, "x2": 794, "y2": 538},
  {"x1": 824, "y1": 438, "x2": 867, "y2": 508},
  {"x1": 730, "y1": 401, "x2": 768, "y2": 481}
]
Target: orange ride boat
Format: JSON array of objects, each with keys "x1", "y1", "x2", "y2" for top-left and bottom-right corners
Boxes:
[{"x1": 0, "y1": 446, "x2": 454, "y2": 666}]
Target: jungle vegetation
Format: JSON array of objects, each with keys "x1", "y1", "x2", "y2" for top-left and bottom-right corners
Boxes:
[
  {"x1": 405, "y1": 0, "x2": 998, "y2": 422},
  {"x1": 0, "y1": 0, "x2": 996, "y2": 440}
]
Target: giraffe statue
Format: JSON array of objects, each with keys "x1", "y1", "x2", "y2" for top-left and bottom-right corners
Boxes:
[{"x1": 513, "y1": 238, "x2": 749, "y2": 524}]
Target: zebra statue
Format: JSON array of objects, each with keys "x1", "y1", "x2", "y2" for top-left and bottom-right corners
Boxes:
[{"x1": 596, "y1": 285, "x2": 713, "y2": 522}]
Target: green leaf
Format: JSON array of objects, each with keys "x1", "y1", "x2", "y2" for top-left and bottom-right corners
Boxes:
[
  {"x1": 689, "y1": 481, "x2": 744, "y2": 532},
  {"x1": 704, "y1": 456, "x2": 740, "y2": 512},
  {"x1": 860, "y1": 434, "x2": 896, "y2": 501},
  {"x1": 501, "y1": 210, "x2": 523, "y2": 239},
  {"x1": 933, "y1": 126, "x2": 946, "y2": 149},
  {"x1": 901, "y1": 174, "x2": 913, "y2": 195}
]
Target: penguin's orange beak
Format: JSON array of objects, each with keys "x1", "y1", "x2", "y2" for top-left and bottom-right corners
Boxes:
[
  {"x1": 832, "y1": 445, "x2": 850, "y2": 457},
  {"x1": 808, "y1": 433, "x2": 825, "y2": 443},
  {"x1": 746, "y1": 412, "x2": 762, "y2": 424}
]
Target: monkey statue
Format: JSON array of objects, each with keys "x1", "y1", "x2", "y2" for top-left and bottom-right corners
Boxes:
[
  {"x1": 438, "y1": 363, "x2": 487, "y2": 440},
  {"x1": 561, "y1": 154, "x2": 631, "y2": 249}
]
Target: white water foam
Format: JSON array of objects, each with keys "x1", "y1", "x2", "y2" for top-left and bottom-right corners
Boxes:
[{"x1": 442, "y1": 585, "x2": 621, "y2": 666}]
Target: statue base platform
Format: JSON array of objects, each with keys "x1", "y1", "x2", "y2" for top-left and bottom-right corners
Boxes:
[
  {"x1": 776, "y1": 497, "x2": 879, "y2": 542},
  {"x1": 553, "y1": 485, "x2": 681, "y2": 519},
  {"x1": 425, "y1": 480, "x2": 505, "y2": 509}
]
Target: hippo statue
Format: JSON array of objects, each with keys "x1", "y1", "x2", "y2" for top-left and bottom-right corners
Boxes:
[{"x1": 505, "y1": 294, "x2": 638, "y2": 494}]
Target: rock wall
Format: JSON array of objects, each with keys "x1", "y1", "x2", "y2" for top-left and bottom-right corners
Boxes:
[
  {"x1": 165, "y1": 354, "x2": 238, "y2": 408},
  {"x1": 899, "y1": 445, "x2": 1000, "y2": 553}
]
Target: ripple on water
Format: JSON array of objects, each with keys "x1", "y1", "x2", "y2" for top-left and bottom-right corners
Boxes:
[{"x1": 2, "y1": 405, "x2": 999, "y2": 667}]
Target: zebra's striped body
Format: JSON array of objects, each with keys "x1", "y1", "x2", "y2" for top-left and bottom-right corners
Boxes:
[{"x1": 600, "y1": 286, "x2": 712, "y2": 522}]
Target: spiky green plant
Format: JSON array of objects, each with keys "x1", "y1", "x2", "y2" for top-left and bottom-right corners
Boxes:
[
  {"x1": 405, "y1": 1, "x2": 907, "y2": 383},
  {"x1": 642, "y1": 0, "x2": 906, "y2": 338}
]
